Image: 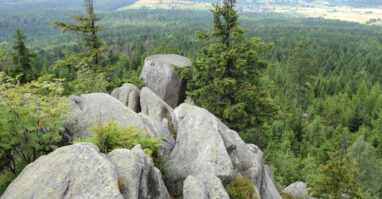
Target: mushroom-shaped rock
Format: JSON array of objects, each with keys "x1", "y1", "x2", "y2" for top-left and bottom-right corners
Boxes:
[
  {"x1": 108, "y1": 145, "x2": 171, "y2": 199},
  {"x1": 284, "y1": 182, "x2": 316, "y2": 199},
  {"x1": 140, "y1": 54, "x2": 191, "y2": 108},
  {"x1": 63, "y1": 93, "x2": 151, "y2": 142},
  {"x1": 111, "y1": 83, "x2": 141, "y2": 112},
  {"x1": 1, "y1": 143, "x2": 123, "y2": 199},
  {"x1": 139, "y1": 113, "x2": 176, "y2": 157},
  {"x1": 183, "y1": 173, "x2": 230, "y2": 199},
  {"x1": 168, "y1": 103, "x2": 234, "y2": 195}
]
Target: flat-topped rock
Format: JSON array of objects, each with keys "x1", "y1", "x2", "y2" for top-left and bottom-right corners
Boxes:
[
  {"x1": 145, "y1": 54, "x2": 191, "y2": 68},
  {"x1": 140, "y1": 54, "x2": 191, "y2": 108}
]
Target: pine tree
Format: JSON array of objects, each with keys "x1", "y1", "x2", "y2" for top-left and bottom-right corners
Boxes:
[
  {"x1": 52, "y1": 0, "x2": 107, "y2": 67},
  {"x1": 9, "y1": 29, "x2": 37, "y2": 83},
  {"x1": 182, "y1": 0, "x2": 278, "y2": 139},
  {"x1": 287, "y1": 39, "x2": 316, "y2": 111}
]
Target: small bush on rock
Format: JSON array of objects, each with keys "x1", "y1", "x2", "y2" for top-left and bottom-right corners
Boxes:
[
  {"x1": 278, "y1": 189, "x2": 298, "y2": 199},
  {"x1": 225, "y1": 176, "x2": 257, "y2": 199},
  {"x1": 75, "y1": 119, "x2": 161, "y2": 157}
]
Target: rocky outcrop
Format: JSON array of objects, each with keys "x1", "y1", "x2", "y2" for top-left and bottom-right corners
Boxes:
[
  {"x1": 167, "y1": 103, "x2": 234, "y2": 195},
  {"x1": 63, "y1": 93, "x2": 151, "y2": 142},
  {"x1": 111, "y1": 83, "x2": 141, "y2": 112},
  {"x1": 1, "y1": 143, "x2": 123, "y2": 199},
  {"x1": 108, "y1": 145, "x2": 171, "y2": 199},
  {"x1": 183, "y1": 173, "x2": 230, "y2": 199},
  {"x1": 140, "y1": 87, "x2": 175, "y2": 126},
  {"x1": 284, "y1": 182, "x2": 316, "y2": 199},
  {"x1": 140, "y1": 54, "x2": 191, "y2": 108},
  {"x1": 138, "y1": 113, "x2": 175, "y2": 157},
  {"x1": 168, "y1": 103, "x2": 282, "y2": 199}
]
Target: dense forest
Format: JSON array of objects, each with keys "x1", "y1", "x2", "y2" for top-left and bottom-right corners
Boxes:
[{"x1": 1, "y1": 0, "x2": 382, "y2": 198}]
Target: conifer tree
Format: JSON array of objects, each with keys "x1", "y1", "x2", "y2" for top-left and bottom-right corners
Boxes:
[
  {"x1": 52, "y1": 0, "x2": 106, "y2": 66},
  {"x1": 310, "y1": 135, "x2": 366, "y2": 199},
  {"x1": 287, "y1": 39, "x2": 316, "y2": 111},
  {"x1": 10, "y1": 29, "x2": 37, "y2": 83},
  {"x1": 182, "y1": 0, "x2": 278, "y2": 138}
]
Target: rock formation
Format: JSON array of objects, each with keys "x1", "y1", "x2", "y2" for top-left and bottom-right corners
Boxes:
[
  {"x1": 284, "y1": 181, "x2": 316, "y2": 199},
  {"x1": 1, "y1": 143, "x2": 124, "y2": 199},
  {"x1": 111, "y1": 83, "x2": 141, "y2": 112},
  {"x1": 140, "y1": 54, "x2": 191, "y2": 108},
  {"x1": 183, "y1": 173, "x2": 230, "y2": 199},
  {"x1": 108, "y1": 145, "x2": 171, "y2": 199},
  {"x1": 3, "y1": 54, "x2": 283, "y2": 199},
  {"x1": 63, "y1": 93, "x2": 149, "y2": 141}
]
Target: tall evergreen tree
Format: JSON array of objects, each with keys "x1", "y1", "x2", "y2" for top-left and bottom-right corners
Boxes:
[
  {"x1": 182, "y1": 0, "x2": 278, "y2": 140},
  {"x1": 9, "y1": 29, "x2": 37, "y2": 83},
  {"x1": 287, "y1": 39, "x2": 316, "y2": 111},
  {"x1": 52, "y1": 0, "x2": 106, "y2": 66}
]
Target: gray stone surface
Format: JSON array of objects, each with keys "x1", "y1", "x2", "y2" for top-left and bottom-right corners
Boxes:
[
  {"x1": 183, "y1": 173, "x2": 230, "y2": 199},
  {"x1": 140, "y1": 54, "x2": 191, "y2": 108},
  {"x1": 1, "y1": 143, "x2": 123, "y2": 199},
  {"x1": 172, "y1": 103, "x2": 282, "y2": 199},
  {"x1": 111, "y1": 83, "x2": 141, "y2": 112},
  {"x1": 284, "y1": 181, "x2": 316, "y2": 199},
  {"x1": 108, "y1": 145, "x2": 171, "y2": 199},
  {"x1": 140, "y1": 87, "x2": 175, "y2": 126},
  {"x1": 168, "y1": 103, "x2": 233, "y2": 195},
  {"x1": 63, "y1": 93, "x2": 151, "y2": 142},
  {"x1": 139, "y1": 113, "x2": 176, "y2": 157}
]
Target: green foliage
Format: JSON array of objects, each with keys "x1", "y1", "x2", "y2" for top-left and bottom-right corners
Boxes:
[
  {"x1": 310, "y1": 151, "x2": 365, "y2": 199},
  {"x1": 153, "y1": 155, "x2": 172, "y2": 181},
  {"x1": 0, "y1": 72, "x2": 69, "y2": 174},
  {"x1": 184, "y1": 0, "x2": 279, "y2": 140},
  {"x1": 348, "y1": 137, "x2": 382, "y2": 199},
  {"x1": 69, "y1": 66, "x2": 108, "y2": 95},
  {"x1": 75, "y1": 119, "x2": 161, "y2": 157},
  {"x1": 0, "y1": 171, "x2": 15, "y2": 195},
  {"x1": 52, "y1": 0, "x2": 107, "y2": 66},
  {"x1": 278, "y1": 189, "x2": 298, "y2": 199},
  {"x1": 287, "y1": 39, "x2": 317, "y2": 110},
  {"x1": 8, "y1": 29, "x2": 37, "y2": 83},
  {"x1": 225, "y1": 176, "x2": 257, "y2": 199},
  {"x1": 0, "y1": 42, "x2": 11, "y2": 72}
]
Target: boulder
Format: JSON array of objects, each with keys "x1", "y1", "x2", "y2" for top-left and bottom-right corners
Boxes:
[
  {"x1": 108, "y1": 145, "x2": 171, "y2": 199},
  {"x1": 139, "y1": 113, "x2": 176, "y2": 157},
  {"x1": 183, "y1": 173, "x2": 230, "y2": 199},
  {"x1": 1, "y1": 143, "x2": 123, "y2": 199},
  {"x1": 171, "y1": 103, "x2": 282, "y2": 199},
  {"x1": 140, "y1": 87, "x2": 175, "y2": 127},
  {"x1": 168, "y1": 103, "x2": 233, "y2": 195},
  {"x1": 63, "y1": 93, "x2": 151, "y2": 142},
  {"x1": 140, "y1": 54, "x2": 191, "y2": 108},
  {"x1": 284, "y1": 182, "x2": 316, "y2": 199},
  {"x1": 111, "y1": 83, "x2": 141, "y2": 112}
]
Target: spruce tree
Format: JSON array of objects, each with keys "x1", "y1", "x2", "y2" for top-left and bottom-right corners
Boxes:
[
  {"x1": 52, "y1": 0, "x2": 106, "y2": 66},
  {"x1": 287, "y1": 39, "x2": 316, "y2": 111},
  {"x1": 10, "y1": 29, "x2": 37, "y2": 83},
  {"x1": 183, "y1": 0, "x2": 278, "y2": 139}
]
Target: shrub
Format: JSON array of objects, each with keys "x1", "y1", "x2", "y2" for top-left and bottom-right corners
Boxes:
[
  {"x1": 278, "y1": 189, "x2": 298, "y2": 199},
  {"x1": 225, "y1": 176, "x2": 257, "y2": 199},
  {"x1": 0, "y1": 171, "x2": 15, "y2": 195},
  {"x1": 75, "y1": 118, "x2": 161, "y2": 157},
  {"x1": 0, "y1": 73, "x2": 69, "y2": 174}
]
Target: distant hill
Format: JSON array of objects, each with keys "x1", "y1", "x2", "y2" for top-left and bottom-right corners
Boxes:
[{"x1": 0, "y1": 0, "x2": 380, "y2": 13}]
